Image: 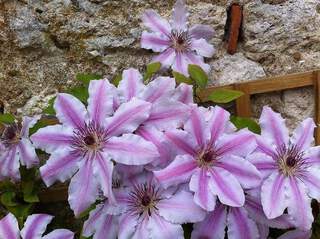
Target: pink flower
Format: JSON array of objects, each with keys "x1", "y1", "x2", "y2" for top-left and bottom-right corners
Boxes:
[
  {"x1": 31, "y1": 80, "x2": 160, "y2": 216},
  {"x1": 141, "y1": 0, "x2": 215, "y2": 75},
  {"x1": 250, "y1": 106, "x2": 320, "y2": 230},
  {"x1": 82, "y1": 171, "x2": 206, "y2": 239},
  {"x1": 0, "y1": 213, "x2": 74, "y2": 239},
  {"x1": 191, "y1": 191, "x2": 293, "y2": 239},
  {"x1": 154, "y1": 106, "x2": 261, "y2": 211},
  {"x1": 0, "y1": 116, "x2": 40, "y2": 181}
]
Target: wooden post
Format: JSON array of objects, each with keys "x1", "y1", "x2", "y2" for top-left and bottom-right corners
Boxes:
[
  {"x1": 234, "y1": 83, "x2": 251, "y2": 117},
  {"x1": 314, "y1": 70, "x2": 320, "y2": 145},
  {"x1": 226, "y1": 4, "x2": 243, "y2": 55}
]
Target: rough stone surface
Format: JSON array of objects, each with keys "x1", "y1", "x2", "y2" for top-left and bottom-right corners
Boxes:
[{"x1": 0, "y1": 0, "x2": 320, "y2": 130}]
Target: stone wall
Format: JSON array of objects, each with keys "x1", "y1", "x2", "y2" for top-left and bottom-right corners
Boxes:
[{"x1": 1, "y1": 0, "x2": 320, "y2": 129}]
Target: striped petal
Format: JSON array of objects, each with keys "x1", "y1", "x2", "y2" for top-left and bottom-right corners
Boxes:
[
  {"x1": 172, "y1": 83, "x2": 193, "y2": 104},
  {"x1": 172, "y1": 52, "x2": 189, "y2": 76},
  {"x1": 191, "y1": 38, "x2": 215, "y2": 57},
  {"x1": 31, "y1": 125, "x2": 73, "y2": 154},
  {"x1": 21, "y1": 115, "x2": 40, "y2": 138},
  {"x1": 165, "y1": 129, "x2": 197, "y2": 156},
  {"x1": 105, "y1": 134, "x2": 159, "y2": 165},
  {"x1": 118, "y1": 68, "x2": 145, "y2": 102},
  {"x1": 184, "y1": 52, "x2": 210, "y2": 73},
  {"x1": 105, "y1": 98, "x2": 151, "y2": 137},
  {"x1": 287, "y1": 177, "x2": 313, "y2": 230},
  {"x1": 54, "y1": 93, "x2": 87, "y2": 129},
  {"x1": 82, "y1": 205, "x2": 105, "y2": 237},
  {"x1": 142, "y1": 77, "x2": 176, "y2": 103},
  {"x1": 190, "y1": 24, "x2": 215, "y2": 40},
  {"x1": 261, "y1": 172, "x2": 288, "y2": 219},
  {"x1": 259, "y1": 106, "x2": 289, "y2": 148},
  {"x1": 291, "y1": 118, "x2": 315, "y2": 151},
  {"x1": 154, "y1": 154, "x2": 197, "y2": 189},
  {"x1": 147, "y1": 214, "x2": 184, "y2": 239},
  {"x1": 142, "y1": 10, "x2": 171, "y2": 35},
  {"x1": 191, "y1": 203, "x2": 227, "y2": 239},
  {"x1": 208, "y1": 106, "x2": 231, "y2": 144},
  {"x1": 152, "y1": 48, "x2": 176, "y2": 67},
  {"x1": 189, "y1": 168, "x2": 217, "y2": 211},
  {"x1": 42, "y1": 229, "x2": 74, "y2": 239},
  {"x1": 18, "y1": 138, "x2": 38, "y2": 168},
  {"x1": 21, "y1": 214, "x2": 53, "y2": 239},
  {"x1": 87, "y1": 80, "x2": 114, "y2": 125},
  {"x1": 0, "y1": 213, "x2": 20, "y2": 239},
  {"x1": 208, "y1": 167, "x2": 245, "y2": 207},
  {"x1": 302, "y1": 167, "x2": 320, "y2": 201},
  {"x1": 90, "y1": 215, "x2": 118, "y2": 239},
  {"x1": 158, "y1": 190, "x2": 206, "y2": 224},
  {"x1": 0, "y1": 146, "x2": 20, "y2": 181},
  {"x1": 227, "y1": 207, "x2": 259, "y2": 239},
  {"x1": 171, "y1": 0, "x2": 188, "y2": 31},
  {"x1": 141, "y1": 31, "x2": 170, "y2": 52},
  {"x1": 68, "y1": 160, "x2": 99, "y2": 216},
  {"x1": 118, "y1": 214, "x2": 138, "y2": 239},
  {"x1": 40, "y1": 149, "x2": 80, "y2": 187},
  {"x1": 247, "y1": 152, "x2": 277, "y2": 179}
]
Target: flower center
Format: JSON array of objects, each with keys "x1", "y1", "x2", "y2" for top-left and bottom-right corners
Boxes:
[
  {"x1": 71, "y1": 122, "x2": 108, "y2": 157},
  {"x1": 170, "y1": 30, "x2": 191, "y2": 52},
  {"x1": 276, "y1": 144, "x2": 305, "y2": 176},
  {"x1": 1, "y1": 123, "x2": 21, "y2": 148},
  {"x1": 197, "y1": 147, "x2": 219, "y2": 168},
  {"x1": 127, "y1": 183, "x2": 161, "y2": 218}
]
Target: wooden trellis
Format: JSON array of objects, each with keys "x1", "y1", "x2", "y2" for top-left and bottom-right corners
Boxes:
[
  {"x1": 199, "y1": 70, "x2": 320, "y2": 145},
  {"x1": 38, "y1": 69, "x2": 320, "y2": 203}
]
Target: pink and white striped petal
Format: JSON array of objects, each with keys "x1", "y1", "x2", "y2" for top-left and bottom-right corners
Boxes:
[
  {"x1": 255, "y1": 135, "x2": 277, "y2": 158},
  {"x1": 216, "y1": 129, "x2": 256, "y2": 157},
  {"x1": 172, "y1": 52, "x2": 189, "y2": 76},
  {"x1": 189, "y1": 168, "x2": 217, "y2": 211},
  {"x1": 208, "y1": 167, "x2": 245, "y2": 207},
  {"x1": 105, "y1": 133, "x2": 159, "y2": 165},
  {"x1": 191, "y1": 38, "x2": 215, "y2": 57},
  {"x1": 184, "y1": 107, "x2": 209, "y2": 147},
  {"x1": 152, "y1": 48, "x2": 176, "y2": 67},
  {"x1": 208, "y1": 106, "x2": 231, "y2": 144},
  {"x1": 31, "y1": 125, "x2": 73, "y2": 153},
  {"x1": 105, "y1": 98, "x2": 151, "y2": 137},
  {"x1": 118, "y1": 214, "x2": 138, "y2": 239},
  {"x1": 227, "y1": 207, "x2": 259, "y2": 239},
  {"x1": 142, "y1": 77, "x2": 176, "y2": 103},
  {"x1": 54, "y1": 93, "x2": 87, "y2": 129},
  {"x1": 40, "y1": 149, "x2": 80, "y2": 187},
  {"x1": 216, "y1": 155, "x2": 261, "y2": 189},
  {"x1": 21, "y1": 214, "x2": 53, "y2": 239},
  {"x1": 291, "y1": 118, "x2": 315, "y2": 152},
  {"x1": 302, "y1": 168, "x2": 320, "y2": 201},
  {"x1": 21, "y1": 115, "x2": 40, "y2": 138},
  {"x1": 87, "y1": 80, "x2": 114, "y2": 125},
  {"x1": 141, "y1": 31, "x2": 170, "y2": 52},
  {"x1": 189, "y1": 24, "x2": 215, "y2": 40},
  {"x1": 0, "y1": 213, "x2": 20, "y2": 239},
  {"x1": 172, "y1": 83, "x2": 193, "y2": 104},
  {"x1": 142, "y1": 10, "x2": 171, "y2": 36},
  {"x1": 287, "y1": 177, "x2": 313, "y2": 230},
  {"x1": 147, "y1": 214, "x2": 184, "y2": 239},
  {"x1": 247, "y1": 152, "x2": 277, "y2": 179},
  {"x1": 171, "y1": 0, "x2": 188, "y2": 31},
  {"x1": 305, "y1": 146, "x2": 320, "y2": 166},
  {"x1": 259, "y1": 106, "x2": 289, "y2": 148},
  {"x1": 91, "y1": 215, "x2": 118, "y2": 239},
  {"x1": 145, "y1": 100, "x2": 191, "y2": 130},
  {"x1": 68, "y1": 160, "x2": 99, "y2": 217},
  {"x1": 154, "y1": 154, "x2": 197, "y2": 189},
  {"x1": 191, "y1": 203, "x2": 227, "y2": 239},
  {"x1": 158, "y1": 190, "x2": 206, "y2": 224},
  {"x1": 118, "y1": 68, "x2": 145, "y2": 102},
  {"x1": 261, "y1": 172, "x2": 288, "y2": 219},
  {"x1": 93, "y1": 153, "x2": 115, "y2": 203},
  {"x1": 18, "y1": 138, "x2": 39, "y2": 168},
  {"x1": 184, "y1": 52, "x2": 210, "y2": 73},
  {"x1": 0, "y1": 146, "x2": 20, "y2": 181},
  {"x1": 82, "y1": 205, "x2": 105, "y2": 237},
  {"x1": 165, "y1": 129, "x2": 197, "y2": 156},
  {"x1": 42, "y1": 229, "x2": 74, "y2": 239}
]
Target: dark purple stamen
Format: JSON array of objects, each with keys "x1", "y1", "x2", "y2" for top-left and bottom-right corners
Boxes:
[
  {"x1": 170, "y1": 30, "x2": 191, "y2": 52},
  {"x1": 1, "y1": 123, "x2": 20, "y2": 148}
]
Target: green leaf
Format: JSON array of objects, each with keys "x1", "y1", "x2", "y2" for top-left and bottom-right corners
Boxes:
[
  {"x1": 8, "y1": 203, "x2": 33, "y2": 226},
  {"x1": 29, "y1": 116, "x2": 58, "y2": 135},
  {"x1": 22, "y1": 181, "x2": 39, "y2": 203},
  {"x1": 112, "y1": 73, "x2": 122, "y2": 87},
  {"x1": 0, "y1": 113, "x2": 15, "y2": 124},
  {"x1": 207, "y1": 89, "x2": 244, "y2": 103},
  {"x1": 230, "y1": 116, "x2": 261, "y2": 134},
  {"x1": 143, "y1": 62, "x2": 161, "y2": 82},
  {"x1": 172, "y1": 71, "x2": 193, "y2": 85},
  {"x1": 1, "y1": 191, "x2": 18, "y2": 207},
  {"x1": 68, "y1": 86, "x2": 89, "y2": 103},
  {"x1": 43, "y1": 97, "x2": 56, "y2": 115},
  {"x1": 78, "y1": 203, "x2": 96, "y2": 219},
  {"x1": 76, "y1": 73, "x2": 102, "y2": 86},
  {"x1": 188, "y1": 64, "x2": 208, "y2": 88}
]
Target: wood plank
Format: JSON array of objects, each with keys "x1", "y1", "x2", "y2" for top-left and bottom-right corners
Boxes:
[
  {"x1": 235, "y1": 83, "x2": 251, "y2": 117},
  {"x1": 314, "y1": 70, "x2": 320, "y2": 145}
]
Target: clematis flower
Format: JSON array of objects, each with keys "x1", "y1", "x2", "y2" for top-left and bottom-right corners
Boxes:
[
  {"x1": 31, "y1": 80, "x2": 160, "y2": 216},
  {"x1": 154, "y1": 106, "x2": 261, "y2": 211},
  {"x1": 0, "y1": 116, "x2": 40, "y2": 181},
  {"x1": 141, "y1": 0, "x2": 215, "y2": 76},
  {"x1": 82, "y1": 171, "x2": 206, "y2": 239},
  {"x1": 249, "y1": 106, "x2": 320, "y2": 230},
  {"x1": 191, "y1": 191, "x2": 293, "y2": 239},
  {"x1": 0, "y1": 213, "x2": 74, "y2": 239}
]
